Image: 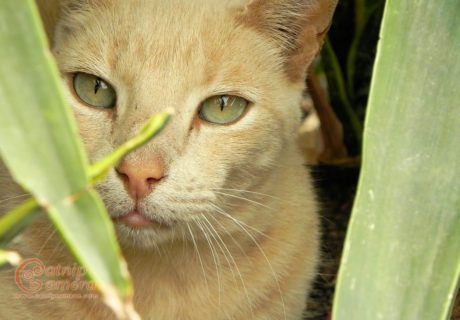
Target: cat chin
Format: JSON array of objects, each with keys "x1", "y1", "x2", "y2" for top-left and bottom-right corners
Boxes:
[{"x1": 113, "y1": 223, "x2": 176, "y2": 250}]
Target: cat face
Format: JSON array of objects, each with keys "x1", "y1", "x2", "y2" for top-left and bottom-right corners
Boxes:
[{"x1": 52, "y1": 0, "x2": 336, "y2": 248}]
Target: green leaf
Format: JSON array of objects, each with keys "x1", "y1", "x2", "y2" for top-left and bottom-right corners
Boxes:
[
  {"x1": 0, "y1": 199, "x2": 40, "y2": 248},
  {"x1": 0, "y1": 1, "x2": 138, "y2": 318},
  {"x1": 0, "y1": 0, "x2": 89, "y2": 205},
  {"x1": 323, "y1": 38, "x2": 363, "y2": 147},
  {"x1": 333, "y1": 0, "x2": 460, "y2": 319},
  {"x1": 46, "y1": 190, "x2": 135, "y2": 318}
]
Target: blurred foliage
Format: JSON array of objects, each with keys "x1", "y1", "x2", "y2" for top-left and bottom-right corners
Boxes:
[{"x1": 322, "y1": 0, "x2": 385, "y2": 155}]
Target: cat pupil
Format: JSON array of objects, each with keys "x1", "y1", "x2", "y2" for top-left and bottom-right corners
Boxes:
[
  {"x1": 220, "y1": 95, "x2": 228, "y2": 111},
  {"x1": 94, "y1": 78, "x2": 102, "y2": 94}
]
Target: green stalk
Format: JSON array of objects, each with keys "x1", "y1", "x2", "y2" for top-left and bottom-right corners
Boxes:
[
  {"x1": 346, "y1": 0, "x2": 366, "y2": 96},
  {"x1": 324, "y1": 38, "x2": 363, "y2": 147},
  {"x1": 90, "y1": 110, "x2": 173, "y2": 183},
  {"x1": 0, "y1": 199, "x2": 40, "y2": 247},
  {"x1": 346, "y1": 0, "x2": 385, "y2": 96}
]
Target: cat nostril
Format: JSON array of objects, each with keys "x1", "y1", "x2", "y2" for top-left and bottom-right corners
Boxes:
[
  {"x1": 115, "y1": 168, "x2": 129, "y2": 182},
  {"x1": 147, "y1": 176, "x2": 163, "y2": 185}
]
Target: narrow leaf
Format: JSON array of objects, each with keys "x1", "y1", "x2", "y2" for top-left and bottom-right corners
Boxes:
[
  {"x1": 0, "y1": 199, "x2": 40, "y2": 247},
  {"x1": 0, "y1": 1, "x2": 137, "y2": 317},
  {"x1": 47, "y1": 190, "x2": 134, "y2": 317},
  {"x1": 0, "y1": 0, "x2": 89, "y2": 205}
]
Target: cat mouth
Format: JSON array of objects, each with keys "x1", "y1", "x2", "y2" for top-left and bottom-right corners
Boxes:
[{"x1": 112, "y1": 210, "x2": 171, "y2": 230}]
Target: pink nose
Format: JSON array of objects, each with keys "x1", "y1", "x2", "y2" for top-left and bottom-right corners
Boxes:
[{"x1": 115, "y1": 158, "x2": 165, "y2": 200}]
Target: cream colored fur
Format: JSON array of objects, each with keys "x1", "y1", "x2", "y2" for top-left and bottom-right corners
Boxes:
[{"x1": 0, "y1": 0, "x2": 337, "y2": 319}]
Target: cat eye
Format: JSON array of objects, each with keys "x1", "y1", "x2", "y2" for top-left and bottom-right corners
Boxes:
[
  {"x1": 73, "y1": 73, "x2": 116, "y2": 109},
  {"x1": 198, "y1": 95, "x2": 249, "y2": 125}
]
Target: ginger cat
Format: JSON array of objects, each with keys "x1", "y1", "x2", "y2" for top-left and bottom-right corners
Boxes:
[{"x1": 0, "y1": 0, "x2": 337, "y2": 319}]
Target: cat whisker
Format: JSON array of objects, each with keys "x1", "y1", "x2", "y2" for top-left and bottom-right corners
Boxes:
[
  {"x1": 208, "y1": 202, "x2": 281, "y2": 244},
  {"x1": 193, "y1": 219, "x2": 223, "y2": 306},
  {"x1": 199, "y1": 217, "x2": 246, "y2": 313},
  {"x1": 203, "y1": 213, "x2": 255, "y2": 317},
  {"x1": 213, "y1": 191, "x2": 277, "y2": 212},
  {"x1": 49, "y1": 235, "x2": 66, "y2": 261},
  {"x1": 199, "y1": 216, "x2": 256, "y2": 317},
  {"x1": 186, "y1": 222, "x2": 210, "y2": 293},
  {"x1": 169, "y1": 227, "x2": 176, "y2": 251},
  {"x1": 199, "y1": 215, "x2": 239, "y2": 286},
  {"x1": 37, "y1": 226, "x2": 58, "y2": 256},
  {"x1": 0, "y1": 194, "x2": 30, "y2": 205},
  {"x1": 152, "y1": 236, "x2": 163, "y2": 257},
  {"x1": 209, "y1": 204, "x2": 287, "y2": 320},
  {"x1": 179, "y1": 227, "x2": 187, "y2": 261},
  {"x1": 211, "y1": 188, "x2": 288, "y2": 203},
  {"x1": 140, "y1": 227, "x2": 162, "y2": 256}
]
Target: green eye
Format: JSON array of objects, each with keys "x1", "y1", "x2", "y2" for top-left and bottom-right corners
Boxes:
[
  {"x1": 73, "y1": 73, "x2": 116, "y2": 109},
  {"x1": 199, "y1": 95, "x2": 249, "y2": 125}
]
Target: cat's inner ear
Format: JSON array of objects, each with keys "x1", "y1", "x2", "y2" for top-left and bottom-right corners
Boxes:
[{"x1": 238, "y1": 0, "x2": 338, "y2": 82}]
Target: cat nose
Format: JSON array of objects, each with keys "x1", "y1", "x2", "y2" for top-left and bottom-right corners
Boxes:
[{"x1": 115, "y1": 158, "x2": 165, "y2": 200}]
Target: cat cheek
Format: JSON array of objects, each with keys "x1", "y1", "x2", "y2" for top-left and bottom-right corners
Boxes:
[{"x1": 70, "y1": 111, "x2": 113, "y2": 162}]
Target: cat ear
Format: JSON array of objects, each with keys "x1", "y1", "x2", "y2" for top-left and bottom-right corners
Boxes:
[
  {"x1": 60, "y1": 0, "x2": 101, "y2": 11},
  {"x1": 238, "y1": 0, "x2": 338, "y2": 81},
  {"x1": 55, "y1": 0, "x2": 106, "y2": 36}
]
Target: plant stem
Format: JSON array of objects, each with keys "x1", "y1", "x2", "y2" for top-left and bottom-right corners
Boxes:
[
  {"x1": 347, "y1": 0, "x2": 386, "y2": 96},
  {"x1": 0, "y1": 198, "x2": 40, "y2": 247},
  {"x1": 307, "y1": 71, "x2": 348, "y2": 162},
  {"x1": 90, "y1": 111, "x2": 172, "y2": 183},
  {"x1": 346, "y1": 0, "x2": 366, "y2": 96},
  {"x1": 324, "y1": 38, "x2": 363, "y2": 148}
]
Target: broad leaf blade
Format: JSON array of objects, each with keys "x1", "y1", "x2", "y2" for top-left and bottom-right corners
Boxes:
[
  {"x1": 333, "y1": 1, "x2": 460, "y2": 319},
  {"x1": 0, "y1": 0, "x2": 88, "y2": 204},
  {"x1": 0, "y1": 1, "x2": 136, "y2": 317}
]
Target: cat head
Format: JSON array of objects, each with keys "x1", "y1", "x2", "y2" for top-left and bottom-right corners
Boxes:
[{"x1": 51, "y1": 0, "x2": 337, "y2": 249}]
